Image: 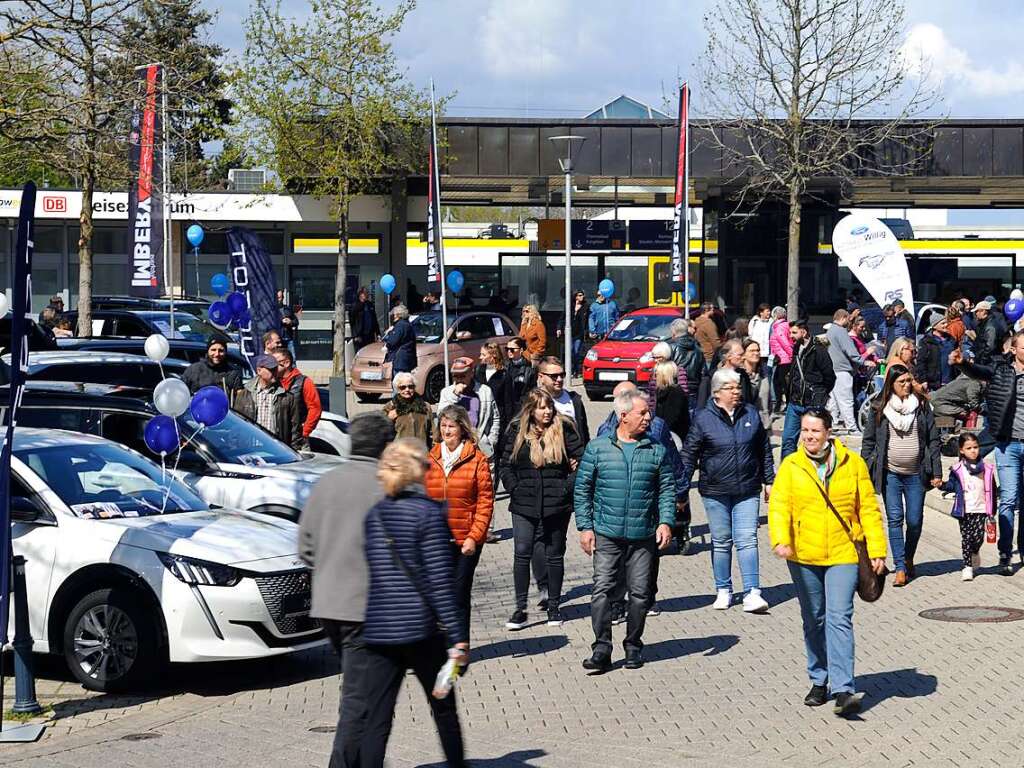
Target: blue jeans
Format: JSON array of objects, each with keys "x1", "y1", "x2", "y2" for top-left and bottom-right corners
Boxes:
[
  {"x1": 883, "y1": 472, "x2": 924, "y2": 574},
  {"x1": 781, "y1": 404, "x2": 808, "y2": 459},
  {"x1": 702, "y1": 494, "x2": 761, "y2": 592},
  {"x1": 572, "y1": 338, "x2": 583, "y2": 376},
  {"x1": 994, "y1": 441, "x2": 1024, "y2": 560},
  {"x1": 787, "y1": 562, "x2": 858, "y2": 694}
]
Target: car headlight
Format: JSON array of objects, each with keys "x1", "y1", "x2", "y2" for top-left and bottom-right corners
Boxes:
[
  {"x1": 639, "y1": 352, "x2": 654, "y2": 364},
  {"x1": 157, "y1": 553, "x2": 241, "y2": 587},
  {"x1": 585, "y1": 349, "x2": 598, "y2": 362}
]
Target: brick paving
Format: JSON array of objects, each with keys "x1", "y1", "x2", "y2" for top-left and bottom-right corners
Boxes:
[{"x1": 3, "y1": 393, "x2": 1024, "y2": 766}]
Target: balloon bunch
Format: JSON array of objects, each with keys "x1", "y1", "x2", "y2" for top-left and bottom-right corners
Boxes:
[{"x1": 207, "y1": 274, "x2": 249, "y2": 330}]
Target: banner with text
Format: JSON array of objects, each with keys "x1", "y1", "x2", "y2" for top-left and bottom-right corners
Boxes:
[
  {"x1": 227, "y1": 227, "x2": 280, "y2": 366},
  {"x1": 127, "y1": 64, "x2": 164, "y2": 296},
  {"x1": 670, "y1": 84, "x2": 689, "y2": 287},
  {"x1": 832, "y1": 214, "x2": 913, "y2": 311}
]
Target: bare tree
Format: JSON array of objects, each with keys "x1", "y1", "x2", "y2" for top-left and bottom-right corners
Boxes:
[{"x1": 698, "y1": 0, "x2": 941, "y2": 317}]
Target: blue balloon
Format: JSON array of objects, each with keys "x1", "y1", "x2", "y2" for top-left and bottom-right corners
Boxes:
[
  {"x1": 210, "y1": 273, "x2": 230, "y2": 296},
  {"x1": 144, "y1": 415, "x2": 179, "y2": 455},
  {"x1": 190, "y1": 386, "x2": 230, "y2": 428},
  {"x1": 234, "y1": 308, "x2": 252, "y2": 327},
  {"x1": 380, "y1": 273, "x2": 396, "y2": 295},
  {"x1": 447, "y1": 270, "x2": 465, "y2": 294},
  {"x1": 599, "y1": 278, "x2": 615, "y2": 298},
  {"x1": 208, "y1": 301, "x2": 232, "y2": 327},
  {"x1": 684, "y1": 281, "x2": 697, "y2": 302},
  {"x1": 186, "y1": 224, "x2": 205, "y2": 248},
  {"x1": 1006, "y1": 298, "x2": 1024, "y2": 323},
  {"x1": 226, "y1": 291, "x2": 248, "y2": 317}
]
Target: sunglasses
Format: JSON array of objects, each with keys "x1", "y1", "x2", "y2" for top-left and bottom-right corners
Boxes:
[
  {"x1": 541, "y1": 370, "x2": 565, "y2": 379},
  {"x1": 506, "y1": 345, "x2": 520, "y2": 351},
  {"x1": 397, "y1": 384, "x2": 416, "y2": 390}
]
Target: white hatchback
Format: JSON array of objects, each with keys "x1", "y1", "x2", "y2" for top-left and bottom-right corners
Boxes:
[{"x1": 10, "y1": 429, "x2": 324, "y2": 692}]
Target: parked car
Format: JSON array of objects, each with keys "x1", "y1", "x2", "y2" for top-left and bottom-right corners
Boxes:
[
  {"x1": 56, "y1": 337, "x2": 253, "y2": 375},
  {"x1": 91, "y1": 295, "x2": 209, "y2": 316},
  {"x1": 0, "y1": 317, "x2": 58, "y2": 355},
  {"x1": 3, "y1": 352, "x2": 349, "y2": 457},
  {"x1": 10, "y1": 382, "x2": 345, "y2": 520},
  {"x1": 582, "y1": 306, "x2": 685, "y2": 401},
  {"x1": 61, "y1": 309, "x2": 230, "y2": 344},
  {"x1": 351, "y1": 309, "x2": 518, "y2": 403},
  {"x1": 9, "y1": 428, "x2": 324, "y2": 692}
]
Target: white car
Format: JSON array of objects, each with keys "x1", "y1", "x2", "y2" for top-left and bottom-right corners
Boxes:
[{"x1": 10, "y1": 428, "x2": 324, "y2": 692}]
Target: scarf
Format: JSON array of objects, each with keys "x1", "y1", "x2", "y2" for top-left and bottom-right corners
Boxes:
[
  {"x1": 803, "y1": 440, "x2": 836, "y2": 485},
  {"x1": 393, "y1": 394, "x2": 429, "y2": 417},
  {"x1": 441, "y1": 441, "x2": 465, "y2": 476},
  {"x1": 883, "y1": 394, "x2": 919, "y2": 434},
  {"x1": 961, "y1": 459, "x2": 984, "y2": 476}
]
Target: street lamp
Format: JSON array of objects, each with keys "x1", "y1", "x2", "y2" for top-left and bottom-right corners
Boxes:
[{"x1": 549, "y1": 135, "x2": 586, "y2": 381}]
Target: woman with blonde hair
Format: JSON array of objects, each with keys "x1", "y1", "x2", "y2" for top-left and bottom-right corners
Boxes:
[
  {"x1": 651, "y1": 358, "x2": 689, "y2": 442},
  {"x1": 361, "y1": 438, "x2": 467, "y2": 766},
  {"x1": 519, "y1": 304, "x2": 547, "y2": 363},
  {"x1": 500, "y1": 389, "x2": 584, "y2": 629},
  {"x1": 425, "y1": 405, "x2": 494, "y2": 641}
]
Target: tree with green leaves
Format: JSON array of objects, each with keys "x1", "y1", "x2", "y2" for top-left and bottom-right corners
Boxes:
[{"x1": 236, "y1": 0, "x2": 432, "y2": 401}]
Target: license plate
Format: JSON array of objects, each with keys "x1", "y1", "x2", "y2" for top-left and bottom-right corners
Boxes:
[
  {"x1": 281, "y1": 592, "x2": 312, "y2": 617},
  {"x1": 598, "y1": 371, "x2": 629, "y2": 381},
  {"x1": 360, "y1": 370, "x2": 383, "y2": 381}
]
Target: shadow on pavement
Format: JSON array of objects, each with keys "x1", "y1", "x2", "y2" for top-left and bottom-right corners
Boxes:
[
  {"x1": 912, "y1": 558, "x2": 964, "y2": 578},
  {"x1": 642, "y1": 634, "x2": 740, "y2": 663},
  {"x1": 419, "y1": 748, "x2": 548, "y2": 767},
  {"x1": 475, "y1": 635, "x2": 569, "y2": 661},
  {"x1": 855, "y1": 667, "x2": 939, "y2": 714}
]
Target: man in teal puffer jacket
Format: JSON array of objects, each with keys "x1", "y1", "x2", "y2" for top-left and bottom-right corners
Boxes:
[{"x1": 574, "y1": 389, "x2": 675, "y2": 673}]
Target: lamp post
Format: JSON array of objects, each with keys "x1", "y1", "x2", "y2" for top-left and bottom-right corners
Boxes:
[{"x1": 548, "y1": 135, "x2": 586, "y2": 380}]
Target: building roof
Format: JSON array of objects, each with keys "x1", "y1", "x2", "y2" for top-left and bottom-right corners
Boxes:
[{"x1": 584, "y1": 95, "x2": 671, "y2": 120}]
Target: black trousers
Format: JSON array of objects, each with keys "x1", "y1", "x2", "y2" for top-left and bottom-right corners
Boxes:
[
  {"x1": 773, "y1": 363, "x2": 791, "y2": 410},
  {"x1": 453, "y1": 545, "x2": 482, "y2": 643},
  {"x1": 321, "y1": 620, "x2": 369, "y2": 768},
  {"x1": 959, "y1": 514, "x2": 986, "y2": 566},
  {"x1": 512, "y1": 511, "x2": 571, "y2": 611},
  {"x1": 361, "y1": 634, "x2": 465, "y2": 768}
]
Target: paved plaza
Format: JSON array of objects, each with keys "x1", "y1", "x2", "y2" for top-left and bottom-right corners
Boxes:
[{"x1": 3, "y1": 393, "x2": 1024, "y2": 767}]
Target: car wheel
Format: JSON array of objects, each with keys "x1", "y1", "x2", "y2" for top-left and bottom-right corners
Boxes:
[
  {"x1": 355, "y1": 392, "x2": 380, "y2": 404},
  {"x1": 424, "y1": 367, "x2": 446, "y2": 404},
  {"x1": 585, "y1": 386, "x2": 604, "y2": 402},
  {"x1": 63, "y1": 588, "x2": 160, "y2": 692}
]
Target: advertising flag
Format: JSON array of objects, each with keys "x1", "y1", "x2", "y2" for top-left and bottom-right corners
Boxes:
[
  {"x1": 426, "y1": 112, "x2": 443, "y2": 285},
  {"x1": 127, "y1": 64, "x2": 164, "y2": 297},
  {"x1": 227, "y1": 227, "x2": 281, "y2": 366},
  {"x1": 832, "y1": 214, "x2": 914, "y2": 311},
  {"x1": 670, "y1": 84, "x2": 689, "y2": 288}
]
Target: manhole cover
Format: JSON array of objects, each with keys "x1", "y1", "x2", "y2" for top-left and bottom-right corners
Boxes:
[
  {"x1": 121, "y1": 732, "x2": 161, "y2": 741},
  {"x1": 308, "y1": 726, "x2": 335, "y2": 734},
  {"x1": 919, "y1": 606, "x2": 1024, "y2": 623}
]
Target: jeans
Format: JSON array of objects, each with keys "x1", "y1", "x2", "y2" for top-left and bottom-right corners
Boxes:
[
  {"x1": 787, "y1": 561, "x2": 859, "y2": 695},
  {"x1": 361, "y1": 633, "x2": 465, "y2": 768},
  {"x1": 702, "y1": 494, "x2": 762, "y2": 592},
  {"x1": 452, "y1": 546, "x2": 482, "y2": 643},
  {"x1": 994, "y1": 441, "x2": 1024, "y2": 560},
  {"x1": 512, "y1": 512, "x2": 570, "y2": 611},
  {"x1": 781, "y1": 403, "x2": 808, "y2": 459},
  {"x1": 572, "y1": 337, "x2": 583, "y2": 376},
  {"x1": 883, "y1": 471, "x2": 925, "y2": 573},
  {"x1": 827, "y1": 370, "x2": 857, "y2": 431},
  {"x1": 286, "y1": 339, "x2": 297, "y2": 361},
  {"x1": 591, "y1": 534, "x2": 657, "y2": 656},
  {"x1": 321, "y1": 620, "x2": 368, "y2": 768}
]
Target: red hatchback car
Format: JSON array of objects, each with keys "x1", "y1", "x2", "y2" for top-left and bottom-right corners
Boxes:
[{"x1": 582, "y1": 306, "x2": 685, "y2": 401}]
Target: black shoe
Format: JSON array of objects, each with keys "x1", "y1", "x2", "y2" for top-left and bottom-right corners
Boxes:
[
  {"x1": 505, "y1": 610, "x2": 528, "y2": 630},
  {"x1": 803, "y1": 685, "x2": 828, "y2": 707},
  {"x1": 833, "y1": 692, "x2": 861, "y2": 716},
  {"x1": 624, "y1": 650, "x2": 644, "y2": 669},
  {"x1": 582, "y1": 653, "x2": 612, "y2": 673},
  {"x1": 611, "y1": 603, "x2": 626, "y2": 625},
  {"x1": 677, "y1": 525, "x2": 692, "y2": 555},
  {"x1": 546, "y1": 608, "x2": 564, "y2": 627},
  {"x1": 1000, "y1": 557, "x2": 1013, "y2": 576},
  {"x1": 537, "y1": 598, "x2": 549, "y2": 611}
]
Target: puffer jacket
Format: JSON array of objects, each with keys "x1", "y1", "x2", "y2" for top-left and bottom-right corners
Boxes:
[
  {"x1": 382, "y1": 318, "x2": 417, "y2": 373},
  {"x1": 770, "y1": 319, "x2": 793, "y2": 364},
  {"x1": 573, "y1": 433, "x2": 676, "y2": 540},
  {"x1": 679, "y1": 402, "x2": 774, "y2": 498},
  {"x1": 961, "y1": 355, "x2": 1019, "y2": 442},
  {"x1": 768, "y1": 439, "x2": 887, "y2": 566},
  {"x1": 425, "y1": 442, "x2": 494, "y2": 545},
  {"x1": 861, "y1": 399, "x2": 942, "y2": 493},
  {"x1": 500, "y1": 419, "x2": 584, "y2": 519},
  {"x1": 671, "y1": 334, "x2": 704, "y2": 400},
  {"x1": 787, "y1": 337, "x2": 836, "y2": 407},
  {"x1": 940, "y1": 460, "x2": 997, "y2": 519},
  {"x1": 362, "y1": 487, "x2": 465, "y2": 646}
]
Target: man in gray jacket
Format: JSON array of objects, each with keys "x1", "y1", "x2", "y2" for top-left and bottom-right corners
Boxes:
[
  {"x1": 299, "y1": 413, "x2": 394, "y2": 768},
  {"x1": 826, "y1": 309, "x2": 875, "y2": 434}
]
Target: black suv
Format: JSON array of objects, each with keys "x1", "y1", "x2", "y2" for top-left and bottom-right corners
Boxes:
[
  {"x1": 61, "y1": 309, "x2": 230, "y2": 344},
  {"x1": 56, "y1": 337, "x2": 253, "y2": 374}
]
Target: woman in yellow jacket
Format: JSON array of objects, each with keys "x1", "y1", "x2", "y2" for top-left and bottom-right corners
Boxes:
[{"x1": 768, "y1": 408, "x2": 886, "y2": 718}]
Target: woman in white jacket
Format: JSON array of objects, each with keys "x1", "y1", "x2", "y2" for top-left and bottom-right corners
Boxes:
[{"x1": 437, "y1": 356, "x2": 501, "y2": 458}]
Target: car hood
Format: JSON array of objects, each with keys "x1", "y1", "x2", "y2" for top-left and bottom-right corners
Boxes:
[
  {"x1": 215, "y1": 453, "x2": 345, "y2": 483},
  {"x1": 590, "y1": 339, "x2": 658, "y2": 358},
  {"x1": 88, "y1": 509, "x2": 301, "y2": 567}
]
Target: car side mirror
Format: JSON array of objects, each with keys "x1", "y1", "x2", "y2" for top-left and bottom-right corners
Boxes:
[{"x1": 11, "y1": 495, "x2": 45, "y2": 522}]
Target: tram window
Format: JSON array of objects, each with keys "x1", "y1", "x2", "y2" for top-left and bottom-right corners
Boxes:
[{"x1": 652, "y1": 260, "x2": 674, "y2": 304}]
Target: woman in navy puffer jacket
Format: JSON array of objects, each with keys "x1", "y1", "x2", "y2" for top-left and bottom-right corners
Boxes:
[
  {"x1": 361, "y1": 438, "x2": 469, "y2": 768},
  {"x1": 680, "y1": 368, "x2": 775, "y2": 614}
]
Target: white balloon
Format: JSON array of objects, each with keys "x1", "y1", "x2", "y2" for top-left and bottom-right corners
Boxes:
[
  {"x1": 153, "y1": 378, "x2": 191, "y2": 417},
  {"x1": 1012, "y1": 289, "x2": 1024, "y2": 300},
  {"x1": 0, "y1": 293, "x2": 8, "y2": 316},
  {"x1": 144, "y1": 333, "x2": 170, "y2": 362}
]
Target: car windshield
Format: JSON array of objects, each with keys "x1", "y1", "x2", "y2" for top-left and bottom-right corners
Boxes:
[
  {"x1": 16, "y1": 440, "x2": 205, "y2": 517},
  {"x1": 410, "y1": 313, "x2": 454, "y2": 344},
  {"x1": 179, "y1": 410, "x2": 300, "y2": 467},
  {"x1": 147, "y1": 312, "x2": 223, "y2": 342},
  {"x1": 606, "y1": 315, "x2": 675, "y2": 342}
]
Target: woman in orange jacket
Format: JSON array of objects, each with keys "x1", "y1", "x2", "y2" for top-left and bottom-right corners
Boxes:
[
  {"x1": 519, "y1": 304, "x2": 547, "y2": 363},
  {"x1": 425, "y1": 404, "x2": 494, "y2": 643}
]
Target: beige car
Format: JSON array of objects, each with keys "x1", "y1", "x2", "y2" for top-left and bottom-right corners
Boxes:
[{"x1": 351, "y1": 309, "x2": 518, "y2": 403}]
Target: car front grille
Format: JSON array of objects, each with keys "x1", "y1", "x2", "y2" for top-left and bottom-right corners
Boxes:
[{"x1": 255, "y1": 570, "x2": 318, "y2": 636}]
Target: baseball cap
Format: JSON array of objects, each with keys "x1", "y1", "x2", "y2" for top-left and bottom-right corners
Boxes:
[
  {"x1": 975, "y1": 300, "x2": 993, "y2": 311},
  {"x1": 253, "y1": 354, "x2": 278, "y2": 370},
  {"x1": 451, "y1": 356, "x2": 475, "y2": 374},
  {"x1": 984, "y1": 295, "x2": 997, "y2": 304}
]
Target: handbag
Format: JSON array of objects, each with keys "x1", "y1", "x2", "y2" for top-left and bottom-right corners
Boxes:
[{"x1": 801, "y1": 468, "x2": 888, "y2": 602}]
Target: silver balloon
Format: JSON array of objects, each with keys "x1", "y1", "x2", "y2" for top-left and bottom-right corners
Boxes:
[
  {"x1": 153, "y1": 378, "x2": 191, "y2": 417},
  {"x1": 144, "y1": 333, "x2": 170, "y2": 363}
]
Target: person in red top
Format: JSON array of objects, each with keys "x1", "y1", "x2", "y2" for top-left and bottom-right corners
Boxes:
[
  {"x1": 425, "y1": 404, "x2": 494, "y2": 643},
  {"x1": 272, "y1": 348, "x2": 322, "y2": 446}
]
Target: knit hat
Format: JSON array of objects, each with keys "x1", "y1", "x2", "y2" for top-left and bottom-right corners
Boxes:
[{"x1": 451, "y1": 356, "x2": 475, "y2": 374}]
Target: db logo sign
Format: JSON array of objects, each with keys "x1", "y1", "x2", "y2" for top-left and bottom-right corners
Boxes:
[{"x1": 42, "y1": 196, "x2": 67, "y2": 213}]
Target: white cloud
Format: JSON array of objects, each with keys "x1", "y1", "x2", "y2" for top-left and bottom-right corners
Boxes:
[
  {"x1": 902, "y1": 22, "x2": 1024, "y2": 98},
  {"x1": 477, "y1": 0, "x2": 569, "y2": 77}
]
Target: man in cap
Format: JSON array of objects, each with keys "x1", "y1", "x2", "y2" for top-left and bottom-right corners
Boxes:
[
  {"x1": 232, "y1": 353, "x2": 302, "y2": 449},
  {"x1": 437, "y1": 356, "x2": 501, "y2": 459}
]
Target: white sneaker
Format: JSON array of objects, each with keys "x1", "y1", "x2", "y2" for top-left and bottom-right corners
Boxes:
[
  {"x1": 971, "y1": 552, "x2": 981, "y2": 569},
  {"x1": 962, "y1": 566, "x2": 974, "y2": 581},
  {"x1": 712, "y1": 589, "x2": 732, "y2": 610},
  {"x1": 742, "y1": 588, "x2": 769, "y2": 613}
]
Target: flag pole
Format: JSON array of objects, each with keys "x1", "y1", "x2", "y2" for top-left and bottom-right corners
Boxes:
[
  {"x1": 681, "y1": 83, "x2": 690, "y2": 309},
  {"x1": 430, "y1": 79, "x2": 450, "y2": 388}
]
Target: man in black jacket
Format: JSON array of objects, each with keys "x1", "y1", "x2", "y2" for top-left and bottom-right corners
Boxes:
[
  {"x1": 669, "y1": 318, "x2": 704, "y2": 412},
  {"x1": 971, "y1": 301, "x2": 1000, "y2": 366},
  {"x1": 182, "y1": 338, "x2": 244, "y2": 396},
  {"x1": 916, "y1": 323, "x2": 950, "y2": 393},
  {"x1": 537, "y1": 356, "x2": 590, "y2": 443},
  {"x1": 953, "y1": 337, "x2": 1024, "y2": 574},
  {"x1": 348, "y1": 286, "x2": 380, "y2": 351},
  {"x1": 781, "y1": 320, "x2": 836, "y2": 459}
]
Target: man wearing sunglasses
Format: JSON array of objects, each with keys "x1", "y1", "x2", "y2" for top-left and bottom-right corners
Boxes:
[
  {"x1": 536, "y1": 356, "x2": 590, "y2": 443},
  {"x1": 505, "y1": 337, "x2": 537, "y2": 406}
]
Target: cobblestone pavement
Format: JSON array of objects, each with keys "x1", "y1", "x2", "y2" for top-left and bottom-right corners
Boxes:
[{"x1": 4, "y1": 393, "x2": 1024, "y2": 766}]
